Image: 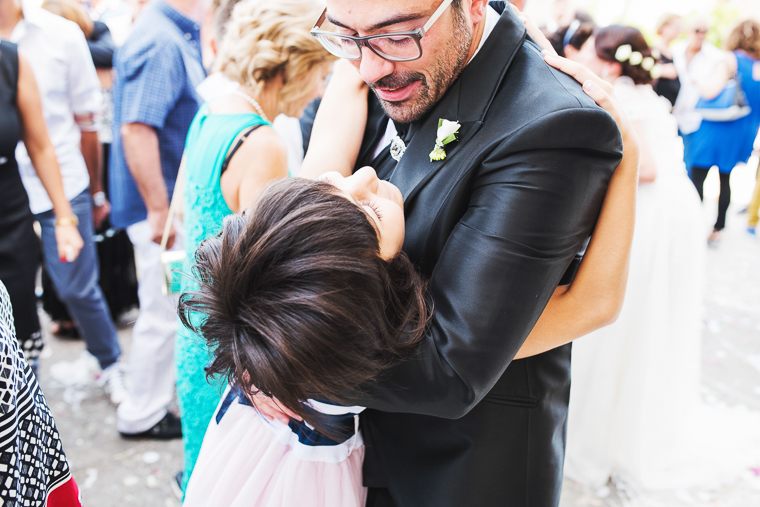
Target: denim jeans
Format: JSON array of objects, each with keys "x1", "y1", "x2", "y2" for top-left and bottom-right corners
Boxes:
[{"x1": 36, "y1": 189, "x2": 121, "y2": 369}]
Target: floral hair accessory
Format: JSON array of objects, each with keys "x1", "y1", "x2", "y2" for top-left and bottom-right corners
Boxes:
[
  {"x1": 629, "y1": 51, "x2": 643, "y2": 66},
  {"x1": 615, "y1": 44, "x2": 632, "y2": 62},
  {"x1": 651, "y1": 64, "x2": 663, "y2": 79},
  {"x1": 641, "y1": 56, "x2": 656, "y2": 71},
  {"x1": 429, "y1": 119, "x2": 460, "y2": 162}
]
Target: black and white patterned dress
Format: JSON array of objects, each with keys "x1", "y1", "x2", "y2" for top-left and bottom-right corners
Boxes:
[{"x1": 0, "y1": 282, "x2": 80, "y2": 506}]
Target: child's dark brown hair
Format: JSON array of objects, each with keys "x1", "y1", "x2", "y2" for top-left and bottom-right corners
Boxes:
[{"x1": 179, "y1": 178, "x2": 431, "y2": 430}]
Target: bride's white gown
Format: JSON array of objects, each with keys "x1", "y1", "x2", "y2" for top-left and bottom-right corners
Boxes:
[{"x1": 565, "y1": 78, "x2": 760, "y2": 496}]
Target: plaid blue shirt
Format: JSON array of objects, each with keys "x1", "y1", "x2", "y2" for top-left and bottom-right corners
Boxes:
[{"x1": 109, "y1": 0, "x2": 205, "y2": 228}]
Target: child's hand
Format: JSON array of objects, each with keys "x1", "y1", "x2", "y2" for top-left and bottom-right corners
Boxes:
[{"x1": 247, "y1": 391, "x2": 303, "y2": 424}]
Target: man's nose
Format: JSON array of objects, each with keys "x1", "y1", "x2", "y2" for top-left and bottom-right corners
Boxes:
[{"x1": 358, "y1": 47, "x2": 394, "y2": 85}]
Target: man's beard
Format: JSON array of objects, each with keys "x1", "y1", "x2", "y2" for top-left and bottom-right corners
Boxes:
[{"x1": 368, "y1": 13, "x2": 473, "y2": 124}]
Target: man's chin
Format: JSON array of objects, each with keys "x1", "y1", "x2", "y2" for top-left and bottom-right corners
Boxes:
[{"x1": 375, "y1": 94, "x2": 431, "y2": 125}]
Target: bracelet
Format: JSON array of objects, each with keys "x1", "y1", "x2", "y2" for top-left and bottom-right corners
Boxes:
[
  {"x1": 54, "y1": 216, "x2": 80, "y2": 227},
  {"x1": 92, "y1": 191, "x2": 106, "y2": 207}
]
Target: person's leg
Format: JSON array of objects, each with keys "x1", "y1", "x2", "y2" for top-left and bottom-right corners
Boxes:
[
  {"x1": 36, "y1": 190, "x2": 121, "y2": 369},
  {"x1": 689, "y1": 166, "x2": 710, "y2": 201},
  {"x1": 117, "y1": 219, "x2": 182, "y2": 434},
  {"x1": 747, "y1": 158, "x2": 760, "y2": 230},
  {"x1": 715, "y1": 171, "x2": 732, "y2": 231},
  {"x1": 0, "y1": 237, "x2": 42, "y2": 360}
]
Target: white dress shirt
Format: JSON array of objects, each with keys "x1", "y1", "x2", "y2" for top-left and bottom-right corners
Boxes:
[
  {"x1": 372, "y1": 5, "x2": 501, "y2": 158},
  {"x1": 672, "y1": 40, "x2": 726, "y2": 135},
  {"x1": 12, "y1": 6, "x2": 102, "y2": 214}
]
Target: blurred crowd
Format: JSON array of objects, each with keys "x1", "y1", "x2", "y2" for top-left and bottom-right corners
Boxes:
[
  {"x1": 0, "y1": 0, "x2": 759, "y2": 505},
  {"x1": 538, "y1": 2, "x2": 760, "y2": 499}
]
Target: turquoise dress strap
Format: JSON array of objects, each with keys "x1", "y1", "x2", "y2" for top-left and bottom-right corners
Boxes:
[{"x1": 182, "y1": 103, "x2": 270, "y2": 255}]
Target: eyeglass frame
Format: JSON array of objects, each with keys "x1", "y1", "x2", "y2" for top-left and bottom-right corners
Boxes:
[{"x1": 310, "y1": 0, "x2": 454, "y2": 63}]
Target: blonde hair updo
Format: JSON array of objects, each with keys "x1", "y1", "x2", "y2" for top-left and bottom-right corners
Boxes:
[{"x1": 216, "y1": 0, "x2": 336, "y2": 117}]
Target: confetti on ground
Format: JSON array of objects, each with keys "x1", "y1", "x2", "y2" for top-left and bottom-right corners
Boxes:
[
  {"x1": 123, "y1": 476, "x2": 139, "y2": 487},
  {"x1": 81, "y1": 469, "x2": 98, "y2": 490},
  {"x1": 142, "y1": 451, "x2": 161, "y2": 464}
]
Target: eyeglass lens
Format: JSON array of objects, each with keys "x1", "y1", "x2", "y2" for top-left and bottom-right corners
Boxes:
[{"x1": 316, "y1": 34, "x2": 421, "y2": 61}]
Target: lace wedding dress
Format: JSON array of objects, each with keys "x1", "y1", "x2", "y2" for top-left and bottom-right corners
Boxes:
[{"x1": 564, "y1": 78, "x2": 760, "y2": 498}]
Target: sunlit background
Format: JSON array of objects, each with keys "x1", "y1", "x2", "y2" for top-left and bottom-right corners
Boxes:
[{"x1": 525, "y1": 0, "x2": 760, "y2": 42}]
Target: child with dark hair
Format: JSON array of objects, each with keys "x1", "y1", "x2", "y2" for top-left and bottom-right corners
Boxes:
[
  {"x1": 180, "y1": 171, "x2": 421, "y2": 506},
  {"x1": 179, "y1": 25, "x2": 641, "y2": 507},
  {"x1": 181, "y1": 175, "x2": 425, "y2": 431}
]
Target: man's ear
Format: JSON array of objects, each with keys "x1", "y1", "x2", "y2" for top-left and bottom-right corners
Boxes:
[{"x1": 468, "y1": 0, "x2": 490, "y2": 26}]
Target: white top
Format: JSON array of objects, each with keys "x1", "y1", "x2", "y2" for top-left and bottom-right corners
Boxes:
[
  {"x1": 11, "y1": 6, "x2": 102, "y2": 214},
  {"x1": 672, "y1": 40, "x2": 726, "y2": 135},
  {"x1": 372, "y1": 5, "x2": 501, "y2": 158}
]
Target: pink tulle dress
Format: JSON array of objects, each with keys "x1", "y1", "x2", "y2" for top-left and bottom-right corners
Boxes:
[{"x1": 183, "y1": 387, "x2": 367, "y2": 507}]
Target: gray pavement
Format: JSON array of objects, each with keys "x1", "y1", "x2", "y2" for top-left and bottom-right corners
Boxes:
[{"x1": 36, "y1": 163, "x2": 760, "y2": 507}]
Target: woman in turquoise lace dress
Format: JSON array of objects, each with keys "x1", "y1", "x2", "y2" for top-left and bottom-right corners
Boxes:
[{"x1": 176, "y1": 0, "x2": 335, "y2": 491}]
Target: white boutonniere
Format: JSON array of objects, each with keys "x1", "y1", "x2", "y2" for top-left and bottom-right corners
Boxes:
[{"x1": 429, "y1": 119, "x2": 461, "y2": 162}]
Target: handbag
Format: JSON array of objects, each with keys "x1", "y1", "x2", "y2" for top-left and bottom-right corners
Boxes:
[
  {"x1": 695, "y1": 76, "x2": 751, "y2": 122},
  {"x1": 160, "y1": 156, "x2": 186, "y2": 296}
]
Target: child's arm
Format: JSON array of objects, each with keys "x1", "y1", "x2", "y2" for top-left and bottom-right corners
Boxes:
[{"x1": 300, "y1": 60, "x2": 369, "y2": 179}]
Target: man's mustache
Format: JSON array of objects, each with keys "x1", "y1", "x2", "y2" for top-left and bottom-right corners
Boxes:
[{"x1": 367, "y1": 72, "x2": 426, "y2": 95}]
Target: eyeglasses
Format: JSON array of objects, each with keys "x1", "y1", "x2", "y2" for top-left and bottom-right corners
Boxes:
[
  {"x1": 691, "y1": 28, "x2": 708, "y2": 34},
  {"x1": 310, "y1": 0, "x2": 453, "y2": 62}
]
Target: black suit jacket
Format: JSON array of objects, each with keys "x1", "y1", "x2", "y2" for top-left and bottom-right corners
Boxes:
[{"x1": 303, "y1": 5, "x2": 622, "y2": 507}]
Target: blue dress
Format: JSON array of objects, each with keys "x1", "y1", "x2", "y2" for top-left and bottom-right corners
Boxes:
[{"x1": 684, "y1": 51, "x2": 760, "y2": 173}]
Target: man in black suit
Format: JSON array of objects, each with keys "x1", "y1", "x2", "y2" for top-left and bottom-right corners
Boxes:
[{"x1": 301, "y1": 1, "x2": 623, "y2": 506}]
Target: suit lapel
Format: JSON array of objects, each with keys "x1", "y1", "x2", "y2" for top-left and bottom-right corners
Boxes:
[{"x1": 388, "y1": 6, "x2": 528, "y2": 202}]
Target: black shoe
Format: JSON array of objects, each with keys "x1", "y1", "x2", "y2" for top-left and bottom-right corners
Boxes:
[
  {"x1": 119, "y1": 412, "x2": 182, "y2": 440},
  {"x1": 171, "y1": 471, "x2": 183, "y2": 500}
]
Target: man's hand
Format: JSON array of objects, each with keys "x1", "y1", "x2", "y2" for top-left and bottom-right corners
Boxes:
[
  {"x1": 121, "y1": 122, "x2": 171, "y2": 241},
  {"x1": 148, "y1": 206, "x2": 174, "y2": 248},
  {"x1": 92, "y1": 198, "x2": 111, "y2": 229}
]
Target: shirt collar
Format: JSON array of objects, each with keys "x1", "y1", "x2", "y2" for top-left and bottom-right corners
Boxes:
[
  {"x1": 155, "y1": 0, "x2": 201, "y2": 40},
  {"x1": 10, "y1": 3, "x2": 46, "y2": 42},
  {"x1": 19, "y1": 3, "x2": 46, "y2": 28},
  {"x1": 469, "y1": 5, "x2": 500, "y2": 63}
]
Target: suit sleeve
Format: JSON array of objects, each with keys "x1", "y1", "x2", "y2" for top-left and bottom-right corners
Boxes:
[{"x1": 355, "y1": 107, "x2": 623, "y2": 418}]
